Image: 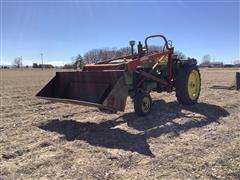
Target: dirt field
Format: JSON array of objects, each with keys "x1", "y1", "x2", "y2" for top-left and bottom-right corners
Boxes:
[{"x1": 0, "y1": 68, "x2": 239, "y2": 179}]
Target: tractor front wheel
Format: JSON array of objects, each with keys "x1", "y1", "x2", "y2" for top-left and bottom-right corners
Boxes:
[
  {"x1": 134, "y1": 92, "x2": 152, "y2": 116},
  {"x1": 175, "y1": 64, "x2": 201, "y2": 105}
]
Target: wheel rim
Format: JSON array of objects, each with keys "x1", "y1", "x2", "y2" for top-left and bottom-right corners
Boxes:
[
  {"x1": 142, "y1": 97, "x2": 151, "y2": 113},
  {"x1": 188, "y1": 70, "x2": 200, "y2": 100}
]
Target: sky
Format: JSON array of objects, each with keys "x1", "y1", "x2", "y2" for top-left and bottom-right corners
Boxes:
[{"x1": 1, "y1": 0, "x2": 239, "y2": 66}]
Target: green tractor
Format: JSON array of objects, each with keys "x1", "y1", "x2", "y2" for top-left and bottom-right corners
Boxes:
[{"x1": 36, "y1": 34, "x2": 201, "y2": 116}]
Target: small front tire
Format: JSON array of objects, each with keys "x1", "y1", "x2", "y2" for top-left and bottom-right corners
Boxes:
[{"x1": 134, "y1": 92, "x2": 152, "y2": 116}]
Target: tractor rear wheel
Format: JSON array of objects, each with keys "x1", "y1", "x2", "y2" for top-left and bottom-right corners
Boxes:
[
  {"x1": 134, "y1": 92, "x2": 152, "y2": 116},
  {"x1": 175, "y1": 64, "x2": 201, "y2": 105}
]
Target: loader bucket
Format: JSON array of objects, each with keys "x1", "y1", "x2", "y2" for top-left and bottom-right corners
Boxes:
[{"x1": 36, "y1": 71, "x2": 128, "y2": 111}]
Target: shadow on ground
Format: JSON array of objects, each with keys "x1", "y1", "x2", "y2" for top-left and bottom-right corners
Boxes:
[
  {"x1": 38, "y1": 100, "x2": 229, "y2": 157},
  {"x1": 210, "y1": 85, "x2": 236, "y2": 90}
]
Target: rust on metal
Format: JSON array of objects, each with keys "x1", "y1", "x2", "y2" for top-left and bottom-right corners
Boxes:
[{"x1": 36, "y1": 71, "x2": 127, "y2": 111}]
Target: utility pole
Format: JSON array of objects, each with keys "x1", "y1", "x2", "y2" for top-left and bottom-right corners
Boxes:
[
  {"x1": 40, "y1": 53, "x2": 43, "y2": 70},
  {"x1": 20, "y1": 56, "x2": 22, "y2": 70},
  {"x1": 20, "y1": 56, "x2": 23, "y2": 69}
]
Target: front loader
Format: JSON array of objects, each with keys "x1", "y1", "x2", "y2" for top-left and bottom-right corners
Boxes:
[{"x1": 36, "y1": 34, "x2": 201, "y2": 116}]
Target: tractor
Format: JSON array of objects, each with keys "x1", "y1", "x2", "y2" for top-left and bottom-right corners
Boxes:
[{"x1": 36, "y1": 34, "x2": 201, "y2": 116}]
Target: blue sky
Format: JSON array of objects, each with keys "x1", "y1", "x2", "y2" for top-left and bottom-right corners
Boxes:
[{"x1": 1, "y1": 0, "x2": 239, "y2": 66}]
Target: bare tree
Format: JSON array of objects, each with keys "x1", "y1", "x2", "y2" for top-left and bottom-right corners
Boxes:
[
  {"x1": 202, "y1": 54, "x2": 211, "y2": 64},
  {"x1": 174, "y1": 50, "x2": 186, "y2": 59},
  {"x1": 84, "y1": 49, "x2": 100, "y2": 64},
  {"x1": 83, "y1": 47, "x2": 135, "y2": 64},
  {"x1": 72, "y1": 54, "x2": 84, "y2": 69},
  {"x1": 116, "y1": 47, "x2": 132, "y2": 56},
  {"x1": 148, "y1": 45, "x2": 163, "y2": 53},
  {"x1": 84, "y1": 48, "x2": 115, "y2": 64},
  {"x1": 12, "y1": 57, "x2": 22, "y2": 68}
]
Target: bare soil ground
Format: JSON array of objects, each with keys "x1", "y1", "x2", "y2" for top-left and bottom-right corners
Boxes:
[{"x1": 0, "y1": 68, "x2": 240, "y2": 179}]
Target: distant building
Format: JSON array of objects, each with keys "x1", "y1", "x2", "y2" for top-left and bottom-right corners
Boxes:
[
  {"x1": 38, "y1": 64, "x2": 54, "y2": 68},
  {"x1": 199, "y1": 62, "x2": 223, "y2": 68},
  {"x1": 32, "y1": 63, "x2": 38, "y2": 68},
  {"x1": 209, "y1": 62, "x2": 223, "y2": 68},
  {"x1": 234, "y1": 64, "x2": 240, "y2": 68},
  {"x1": 0, "y1": 65, "x2": 10, "y2": 69},
  {"x1": 224, "y1": 64, "x2": 234, "y2": 68},
  {"x1": 33, "y1": 63, "x2": 54, "y2": 68},
  {"x1": 199, "y1": 63, "x2": 210, "y2": 68}
]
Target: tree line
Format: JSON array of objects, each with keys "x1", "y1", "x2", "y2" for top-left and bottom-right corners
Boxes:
[
  {"x1": 10, "y1": 48, "x2": 239, "y2": 69},
  {"x1": 65, "y1": 45, "x2": 187, "y2": 69}
]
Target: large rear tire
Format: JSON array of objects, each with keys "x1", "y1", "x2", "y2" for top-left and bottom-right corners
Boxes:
[
  {"x1": 134, "y1": 92, "x2": 152, "y2": 116},
  {"x1": 175, "y1": 64, "x2": 201, "y2": 105}
]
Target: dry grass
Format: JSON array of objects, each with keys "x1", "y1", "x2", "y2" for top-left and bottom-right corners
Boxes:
[{"x1": 0, "y1": 68, "x2": 240, "y2": 179}]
